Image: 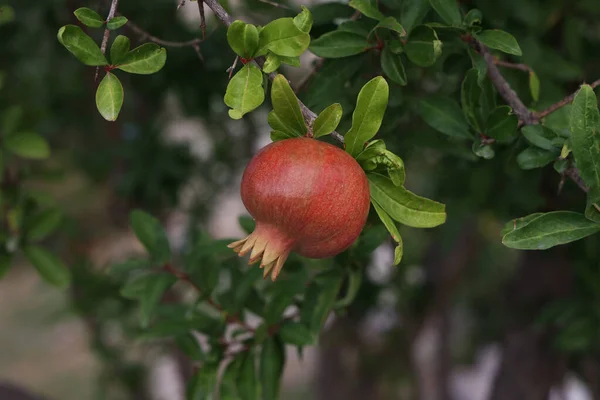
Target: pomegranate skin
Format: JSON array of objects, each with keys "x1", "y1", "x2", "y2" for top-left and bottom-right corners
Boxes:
[{"x1": 228, "y1": 137, "x2": 371, "y2": 280}]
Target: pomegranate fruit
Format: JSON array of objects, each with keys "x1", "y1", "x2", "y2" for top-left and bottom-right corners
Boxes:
[{"x1": 228, "y1": 137, "x2": 371, "y2": 281}]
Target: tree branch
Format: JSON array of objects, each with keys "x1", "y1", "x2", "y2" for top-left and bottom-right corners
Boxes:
[
  {"x1": 201, "y1": 0, "x2": 345, "y2": 144},
  {"x1": 95, "y1": 0, "x2": 120, "y2": 81},
  {"x1": 494, "y1": 58, "x2": 531, "y2": 73},
  {"x1": 534, "y1": 79, "x2": 600, "y2": 120}
]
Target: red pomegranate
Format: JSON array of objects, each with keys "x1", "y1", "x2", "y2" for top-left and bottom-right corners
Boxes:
[{"x1": 228, "y1": 137, "x2": 371, "y2": 281}]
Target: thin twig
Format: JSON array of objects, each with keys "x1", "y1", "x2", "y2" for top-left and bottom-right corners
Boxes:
[
  {"x1": 257, "y1": 0, "x2": 291, "y2": 9},
  {"x1": 534, "y1": 79, "x2": 600, "y2": 120},
  {"x1": 494, "y1": 58, "x2": 531, "y2": 73},
  {"x1": 95, "y1": 0, "x2": 120, "y2": 81},
  {"x1": 197, "y1": 0, "x2": 207, "y2": 40},
  {"x1": 227, "y1": 56, "x2": 239, "y2": 79}
]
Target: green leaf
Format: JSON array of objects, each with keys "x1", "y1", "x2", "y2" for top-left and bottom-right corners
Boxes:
[
  {"x1": 129, "y1": 209, "x2": 171, "y2": 263},
  {"x1": 371, "y1": 200, "x2": 401, "y2": 242},
  {"x1": 110, "y1": 35, "x2": 130, "y2": 65},
  {"x1": 270, "y1": 130, "x2": 294, "y2": 142},
  {"x1": 279, "y1": 55, "x2": 301, "y2": 67},
  {"x1": 117, "y1": 43, "x2": 167, "y2": 74},
  {"x1": 301, "y1": 270, "x2": 343, "y2": 336},
  {"x1": 262, "y1": 52, "x2": 281, "y2": 73},
  {"x1": 57, "y1": 25, "x2": 108, "y2": 66},
  {"x1": 418, "y1": 97, "x2": 471, "y2": 139},
  {"x1": 368, "y1": 172, "x2": 446, "y2": 228},
  {"x1": 338, "y1": 20, "x2": 377, "y2": 37},
  {"x1": 394, "y1": 239, "x2": 403, "y2": 265},
  {"x1": 428, "y1": 0, "x2": 462, "y2": 26},
  {"x1": 108, "y1": 258, "x2": 150, "y2": 278},
  {"x1": 258, "y1": 18, "x2": 310, "y2": 57},
  {"x1": 271, "y1": 74, "x2": 307, "y2": 136},
  {"x1": 335, "y1": 267, "x2": 363, "y2": 308},
  {"x1": 485, "y1": 105, "x2": 518, "y2": 141},
  {"x1": 405, "y1": 25, "x2": 443, "y2": 67},
  {"x1": 25, "y1": 209, "x2": 62, "y2": 242},
  {"x1": 517, "y1": 147, "x2": 558, "y2": 170},
  {"x1": 268, "y1": 112, "x2": 303, "y2": 139},
  {"x1": 501, "y1": 213, "x2": 544, "y2": 237},
  {"x1": 96, "y1": 72, "x2": 124, "y2": 122},
  {"x1": 502, "y1": 211, "x2": 600, "y2": 250},
  {"x1": 175, "y1": 333, "x2": 205, "y2": 362},
  {"x1": 137, "y1": 272, "x2": 177, "y2": 327},
  {"x1": 472, "y1": 139, "x2": 495, "y2": 159},
  {"x1": 522, "y1": 125, "x2": 560, "y2": 151},
  {"x1": 463, "y1": 9, "x2": 482, "y2": 27},
  {"x1": 23, "y1": 246, "x2": 71, "y2": 288},
  {"x1": 260, "y1": 337, "x2": 285, "y2": 400},
  {"x1": 381, "y1": 47, "x2": 407, "y2": 86},
  {"x1": 529, "y1": 71, "x2": 540, "y2": 102},
  {"x1": 4, "y1": 131, "x2": 50, "y2": 160},
  {"x1": 227, "y1": 20, "x2": 260, "y2": 58},
  {"x1": 107, "y1": 16, "x2": 128, "y2": 30},
  {"x1": 224, "y1": 64, "x2": 265, "y2": 119},
  {"x1": 400, "y1": 0, "x2": 431, "y2": 34},
  {"x1": 279, "y1": 322, "x2": 314, "y2": 345},
  {"x1": 73, "y1": 7, "x2": 105, "y2": 28},
  {"x1": 309, "y1": 31, "x2": 369, "y2": 58},
  {"x1": 570, "y1": 85, "x2": 600, "y2": 194},
  {"x1": 461, "y1": 69, "x2": 483, "y2": 131},
  {"x1": 0, "y1": 5, "x2": 15, "y2": 26},
  {"x1": 293, "y1": 6, "x2": 313, "y2": 33},
  {"x1": 349, "y1": 0, "x2": 385, "y2": 20},
  {"x1": 475, "y1": 30, "x2": 522, "y2": 56},
  {"x1": 371, "y1": 17, "x2": 406, "y2": 37},
  {"x1": 238, "y1": 351, "x2": 259, "y2": 400},
  {"x1": 313, "y1": 103, "x2": 343, "y2": 137},
  {"x1": 344, "y1": 76, "x2": 389, "y2": 157},
  {"x1": 187, "y1": 364, "x2": 218, "y2": 400}
]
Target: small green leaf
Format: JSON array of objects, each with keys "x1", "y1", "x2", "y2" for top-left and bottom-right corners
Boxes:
[
  {"x1": 260, "y1": 337, "x2": 285, "y2": 400},
  {"x1": 381, "y1": 46, "x2": 407, "y2": 86},
  {"x1": 73, "y1": 7, "x2": 105, "y2": 28},
  {"x1": 405, "y1": 25, "x2": 443, "y2": 67},
  {"x1": 238, "y1": 351, "x2": 259, "y2": 400},
  {"x1": 270, "y1": 130, "x2": 295, "y2": 142},
  {"x1": 279, "y1": 322, "x2": 314, "y2": 345},
  {"x1": 263, "y1": 52, "x2": 281, "y2": 73},
  {"x1": 96, "y1": 72, "x2": 124, "y2": 122},
  {"x1": 418, "y1": 97, "x2": 471, "y2": 139},
  {"x1": 258, "y1": 18, "x2": 310, "y2": 57},
  {"x1": 23, "y1": 246, "x2": 71, "y2": 288},
  {"x1": 107, "y1": 16, "x2": 128, "y2": 30},
  {"x1": 137, "y1": 272, "x2": 177, "y2": 327},
  {"x1": 0, "y1": 5, "x2": 15, "y2": 26},
  {"x1": 313, "y1": 103, "x2": 342, "y2": 138},
  {"x1": 371, "y1": 200, "x2": 401, "y2": 242},
  {"x1": 187, "y1": 364, "x2": 218, "y2": 400},
  {"x1": 475, "y1": 29, "x2": 522, "y2": 56},
  {"x1": 349, "y1": 0, "x2": 385, "y2": 20},
  {"x1": 335, "y1": 267, "x2": 363, "y2": 308},
  {"x1": 521, "y1": 125, "x2": 560, "y2": 151},
  {"x1": 502, "y1": 211, "x2": 600, "y2": 250},
  {"x1": 529, "y1": 71, "x2": 540, "y2": 102},
  {"x1": 485, "y1": 105, "x2": 518, "y2": 141},
  {"x1": 338, "y1": 20, "x2": 377, "y2": 37},
  {"x1": 344, "y1": 76, "x2": 389, "y2": 157},
  {"x1": 224, "y1": 64, "x2": 265, "y2": 119},
  {"x1": 268, "y1": 111, "x2": 303, "y2": 139},
  {"x1": 279, "y1": 55, "x2": 301, "y2": 67},
  {"x1": 108, "y1": 258, "x2": 150, "y2": 278},
  {"x1": 117, "y1": 43, "x2": 167, "y2": 74},
  {"x1": 110, "y1": 35, "x2": 130, "y2": 65},
  {"x1": 227, "y1": 20, "x2": 260, "y2": 58},
  {"x1": 428, "y1": 0, "x2": 462, "y2": 26},
  {"x1": 516, "y1": 147, "x2": 558, "y2": 170},
  {"x1": 461, "y1": 69, "x2": 483, "y2": 131},
  {"x1": 301, "y1": 270, "x2": 343, "y2": 336},
  {"x1": 472, "y1": 139, "x2": 495, "y2": 159},
  {"x1": 309, "y1": 31, "x2": 369, "y2": 58},
  {"x1": 400, "y1": 0, "x2": 431, "y2": 34},
  {"x1": 371, "y1": 17, "x2": 406, "y2": 37},
  {"x1": 293, "y1": 6, "x2": 313, "y2": 33},
  {"x1": 271, "y1": 74, "x2": 307, "y2": 136},
  {"x1": 368, "y1": 172, "x2": 446, "y2": 228},
  {"x1": 175, "y1": 334, "x2": 204, "y2": 362},
  {"x1": 129, "y1": 209, "x2": 171, "y2": 263},
  {"x1": 4, "y1": 131, "x2": 50, "y2": 160},
  {"x1": 394, "y1": 240, "x2": 403, "y2": 265},
  {"x1": 25, "y1": 209, "x2": 63, "y2": 242},
  {"x1": 463, "y1": 9, "x2": 482, "y2": 27},
  {"x1": 57, "y1": 25, "x2": 108, "y2": 66}
]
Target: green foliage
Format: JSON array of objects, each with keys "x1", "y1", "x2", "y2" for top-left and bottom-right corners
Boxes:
[
  {"x1": 225, "y1": 64, "x2": 265, "y2": 119},
  {"x1": 57, "y1": 25, "x2": 108, "y2": 66},
  {"x1": 312, "y1": 103, "x2": 342, "y2": 137},
  {"x1": 96, "y1": 72, "x2": 124, "y2": 121},
  {"x1": 73, "y1": 7, "x2": 105, "y2": 28}
]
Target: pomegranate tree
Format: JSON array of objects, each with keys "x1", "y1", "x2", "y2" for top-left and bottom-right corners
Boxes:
[{"x1": 228, "y1": 137, "x2": 371, "y2": 281}]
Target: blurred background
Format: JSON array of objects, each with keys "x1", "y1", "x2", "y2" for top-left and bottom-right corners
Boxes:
[{"x1": 2, "y1": 0, "x2": 600, "y2": 399}]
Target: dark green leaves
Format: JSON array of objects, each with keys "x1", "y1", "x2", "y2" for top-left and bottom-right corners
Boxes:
[
  {"x1": 237, "y1": 352, "x2": 259, "y2": 400},
  {"x1": 129, "y1": 209, "x2": 171, "y2": 264},
  {"x1": 405, "y1": 25, "x2": 442, "y2": 67},
  {"x1": 25, "y1": 209, "x2": 63, "y2": 242},
  {"x1": 117, "y1": 43, "x2": 167, "y2": 74},
  {"x1": 23, "y1": 246, "x2": 71, "y2": 289},
  {"x1": 107, "y1": 16, "x2": 128, "y2": 30},
  {"x1": 57, "y1": 25, "x2": 108, "y2": 66},
  {"x1": 502, "y1": 212, "x2": 600, "y2": 250},
  {"x1": 227, "y1": 21, "x2": 260, "y2": 58},
  {"x1": 225, "y1": 64, "x2": 265, "y2": 119},
  {"x1": 517, "y1": 147, "x2": 558, "y2": 170},
  {"x1": 475, "y1": 30, "x2": 522, "y2": 56},
  {"x1": 381, "y1": 47, "x2": 407, "y2": 85},
  {"x1": 521, "y1": 125, "x2": 561, "y2": 151},
  {"x1": 485, "y1": 106, "x2": 518, "y2": 141},
  {"x1": 428, "y1": 0, "x2": 462, "y2": 26},
  {"x1": 258, "y1": 18, "x2": 310, "y2": 57},
  {"x1": 4, "y1": 132, "x2": 50, "y2": 160},
  {"x1": 309, "y1": 31, "x2": 369, "y2": 58},
  {"x1": 187, "y1": 364, "x2": 218, "y2": 400},
  {"x1": 96, "y1": 72, "x2": 124, "y2": 122},
  {"x1": 461, "y1": 69, "x2": 483, "y2": 131},
  {"x1": 368, "y1": 173, "x2": 446, "y2": 228},
  {"x1": 73, "y1": 7, "x2": 104, "y2": 28},
  {"x1": 344, "y1": 76, "x2": 389, "y2": 157},
  {"x1": 418, "y1": 97, "x2": 471, "y2": 139},
  {"x1": 260, "y1": 337, "x2": 285, "y2": 400},
  {"x1": 301, "y1": 270, "x2": 343, "y2": 337},
  {"x1": 349, "y1": 0, "x2": 385, "y2": 20},
  {"x1": 279, "y1": 322, "x2": 313, "y2": 345},
  {"x1": 313, "y1": 103, "x2": 342, "y2": 137},
  {"x1": 269, "y1": 74, "x2": 307, "y2": 137}
]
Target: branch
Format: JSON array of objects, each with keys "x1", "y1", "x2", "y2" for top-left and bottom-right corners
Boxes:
[
  {"x1": 494, "y1": 58, "x2": 531, "y2": 73},
  {"x1": 95, "y1": 0, "x2": 120, "y2": 81},
  {"x1": 534, "y1": 79, "x2": 600, "y2": 120},
  {"x1": 201, "y1": 0, "x2": 345, "y2": 144},
  {"x1": 197, "y1": 0, "x2": 207, "y2": 40}
]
